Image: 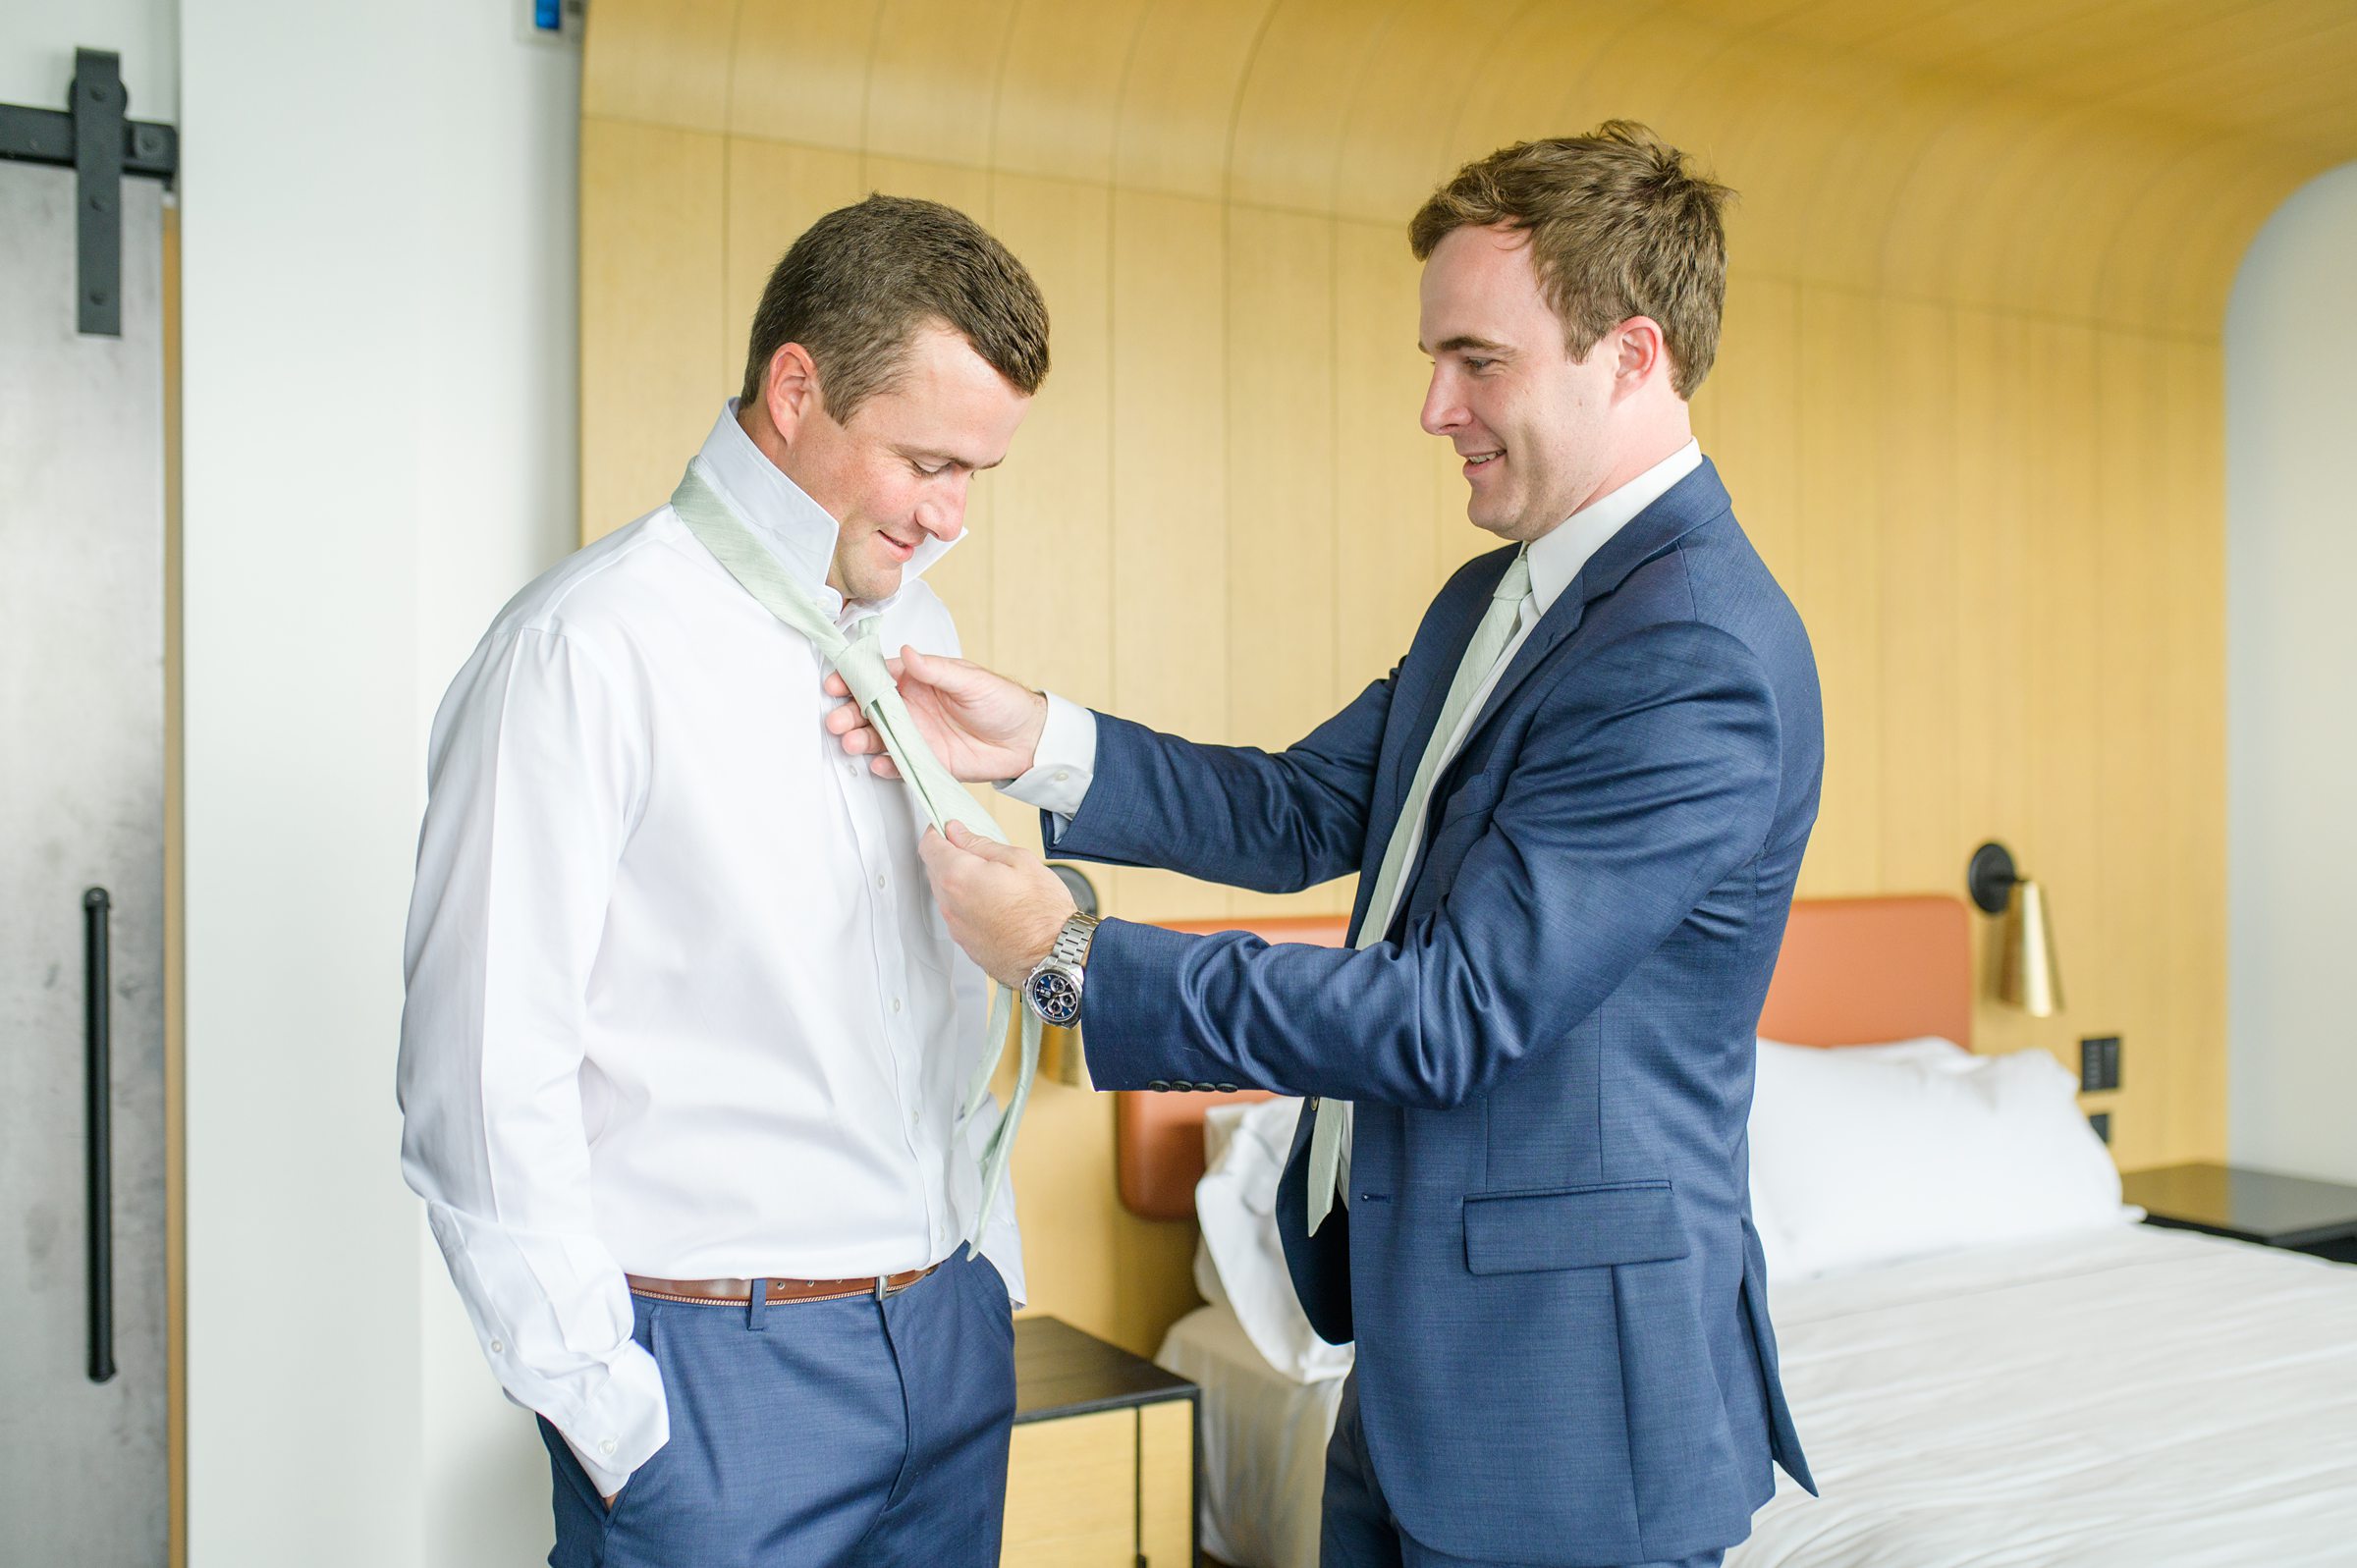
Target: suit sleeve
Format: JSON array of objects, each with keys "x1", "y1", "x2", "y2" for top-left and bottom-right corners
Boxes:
[
  {"x1": 1077, "y1": 622, "x2": 1782, "y2": 1108},
  {"x1": 1040, "y1": 671, "x2": 1397, "y2": 895}
]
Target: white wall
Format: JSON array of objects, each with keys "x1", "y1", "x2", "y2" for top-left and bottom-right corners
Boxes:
[
  {"x1": 2226, "y1": 161, "x2": 2357, "y2": 1186},
  {"x1": 1, "y1": 0, "x2": 176, "y2": 122},
  {"x1": 180, "y1": 2, "x2": 576, "y2": 1564}
]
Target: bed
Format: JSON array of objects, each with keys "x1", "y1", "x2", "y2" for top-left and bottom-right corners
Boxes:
[{"x1": 1123, "y1": 898, "x2": 2357, "y2": 1567}]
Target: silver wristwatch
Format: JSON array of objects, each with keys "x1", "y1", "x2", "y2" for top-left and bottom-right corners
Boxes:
[{"x1": 1022, "y1": 913, "x2": 1100, "y2": 1026}]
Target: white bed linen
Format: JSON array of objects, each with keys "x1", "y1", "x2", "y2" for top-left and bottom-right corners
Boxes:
[
  {"x1": 1732, "y1": 1221, "x2": 2357, "y2": 1566},
  {"x1": 1163, "y1": 1223, "x2": 2357, "y2": 1568},
  {"x1": 1750, "y1": 1037, "x2": 2127, "y2": 1279},
  {"x1": 1197, "y1": 1097, "x2": 1357, "y2": 1383},
  {"x1": 1158, "y1": 1303, "x2": 1345, "y2": 1568}
]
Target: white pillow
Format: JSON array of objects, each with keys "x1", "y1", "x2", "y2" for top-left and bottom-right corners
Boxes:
[
  {"x1": 1749, "y1": 1037, "x2": 2129, "y2": 1280},
  {"x1": 1193, "y1": 1098, "x2": 1355, "y2": 1384}
]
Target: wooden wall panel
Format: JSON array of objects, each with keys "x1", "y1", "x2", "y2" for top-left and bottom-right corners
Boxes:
[
  {"x1": 729, "y1": 0, "x2": 877, "y2": 147},
  {"x1": 1226, "y1": 205, "x2": 1342, "y2": 918},
  {"x1": 1791, "y1": 285, "x2": 1883, "y2": 894},
  {"x1": 2159, "y1": 337, "x2": 2229, "y2": 1162},
  {"x1": 579, "y1": 0, "x2": 737, "y2": 133},
  {"x1": 724, "y1": 141, "x2": 866, "y2": 347},
  {"x1": 579, "y1": 119, "x2": 727, "y2": 539},
  {"x1": 1871, "y1": 296, "x2": 1959, "y2": 901},
  {"x1": 577, "y1": 0, "x2": 2354, "y2": 1353},
  {"x1": 1108, "y1": 188, "x2": 1233, "y2": 927},
  {"x1": 994, "y1": 1, "x2": 1147, "y2": 185},
  {"x1": 1333, "y1": 220, "x2": 1444, "y2": 695}
]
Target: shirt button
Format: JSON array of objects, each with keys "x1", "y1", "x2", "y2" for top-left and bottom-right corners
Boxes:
[
  {"x1": 890, "y1": 997, "x2": 903, "y2": 1013},
  {"x1": 844, "y1": 761, "x2": 858, "y2": 777},
  {"x1": 1054, "y1": 770, "x2": 1069, "y2": 783},
  {"x1": 598, "y1": 1438, "x2": 617, "y2": 1457},
  {"x1": 488, "y1": 1338, "x2": 505, "y2": 1355},
  {"x1": 875, "y1": 874, "x2": 887, "y2": 890}
]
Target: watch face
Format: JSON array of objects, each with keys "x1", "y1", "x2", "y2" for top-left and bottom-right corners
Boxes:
[{"x1": 1027, "y1": 966, "x2": 1082, "y2": 1025}]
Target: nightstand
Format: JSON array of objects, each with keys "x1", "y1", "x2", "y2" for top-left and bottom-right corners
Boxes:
[
  {"x1": 1003, "y1": 1315, "x2": 1199, "y2": 1566},
  {"x1": 2121, "y1": 1162, "x2": 2357, "y2": 1264}
]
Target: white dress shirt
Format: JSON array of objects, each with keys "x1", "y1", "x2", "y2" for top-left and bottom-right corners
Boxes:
[
  {"x1": 1006, "y1": 441, "x2": 1706, "y2": 1193},
  {"x1": 399, "y1": 404, "x2": 1023, "y2": 1497}
]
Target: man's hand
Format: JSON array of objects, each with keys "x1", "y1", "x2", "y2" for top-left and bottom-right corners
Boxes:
[
  {"x1": 823, "y1": 647, "x2": 1048, "y2": 784},
  {"x1": 918, "y1": 822, "x2": 1077, "y2": 988}
]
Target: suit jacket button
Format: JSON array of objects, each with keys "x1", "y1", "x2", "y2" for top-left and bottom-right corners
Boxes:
[
  {"x1": 1216, "y1": 1083, "x2": 1237, "y2": 1094},
  {"x1": 1148, "y1": 1080, "x2": 1171, "y2": 1092}
]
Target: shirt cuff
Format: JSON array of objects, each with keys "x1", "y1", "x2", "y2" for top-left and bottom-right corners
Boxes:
[
  {"x1": 565, "y1": 1432, "x2": 632, "y2": 1501},
  {"x1": 999, "y1": 694, "x2": 1097, "y2": 825},
  {"x1": 551, "y1": 1336, "x2": 668, "y2": 1498}
]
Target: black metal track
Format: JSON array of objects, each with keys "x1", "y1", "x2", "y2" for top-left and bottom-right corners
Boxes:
[
  {"x1": 0, "y1": 102, "x2": 176, "y2": 182},
  {"x1": 0, "y1": 50, "x2": 176, "y2": 338}
]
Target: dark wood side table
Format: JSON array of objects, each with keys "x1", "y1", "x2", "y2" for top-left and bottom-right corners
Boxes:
[
  {"x1": 2121, "y1": 1162, "x2": 2357, "y2": 1265},
  {"x1": 1004, "y1": 1315, "x2": 1200, "y2": 1566}
]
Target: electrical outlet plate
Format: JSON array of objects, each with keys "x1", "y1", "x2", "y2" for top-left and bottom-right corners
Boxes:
[{"x1": 2079, "y1": 1035, "x2": 2122, "y2": 1093}]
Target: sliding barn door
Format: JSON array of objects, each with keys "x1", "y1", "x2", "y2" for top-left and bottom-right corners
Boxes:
[{"x1": 0, "y1": 155, "x2": 171, "y2": 1563}]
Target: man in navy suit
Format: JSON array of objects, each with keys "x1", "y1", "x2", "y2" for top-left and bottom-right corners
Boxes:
[{"x1": 834, "y1": 122, "x2": 1821, "y2": 1568}]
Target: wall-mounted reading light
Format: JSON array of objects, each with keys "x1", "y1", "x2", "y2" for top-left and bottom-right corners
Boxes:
[{"x1": 1967, "y1": 841, "x2": 2063, "y2": 1017}]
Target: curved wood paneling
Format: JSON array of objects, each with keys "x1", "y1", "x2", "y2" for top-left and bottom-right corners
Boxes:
[{"x1": 582, "y1": 0, "x2": 2357, "y2": 1354}]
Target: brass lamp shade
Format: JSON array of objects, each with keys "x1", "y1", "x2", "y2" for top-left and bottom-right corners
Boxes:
[{"x1": 1999, "y1": 878, "x2": 2064, "y2": 1017}]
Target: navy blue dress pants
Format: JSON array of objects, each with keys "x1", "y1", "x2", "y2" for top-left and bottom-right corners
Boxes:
[
  {"x1": 1320, "y1": 1373, "x2": 1727, "y2": 1568},
  {"x1": 540, "y1": 1247, "x2": 1015, "y2": 1568}
]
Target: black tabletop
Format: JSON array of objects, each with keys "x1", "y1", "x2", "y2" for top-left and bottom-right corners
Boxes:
[
  {"x1": 1013, "y1": 1315, "x2": 1196, "y2": 1425},
  {"x1": 2120, "y1": 1162, "x2": 2357, "y2": 1248}
]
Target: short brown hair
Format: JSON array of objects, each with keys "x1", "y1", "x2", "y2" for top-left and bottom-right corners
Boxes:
[
  {"x1": 740, "y1": 193, "x2": 1050, "y2": 421},
  {"x1": 1409, "y1": 123, "x2": 1732, "y2": 399}
]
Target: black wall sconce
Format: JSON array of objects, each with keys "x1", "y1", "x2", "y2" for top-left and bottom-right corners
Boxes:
[{"x1": 1968, "y1": 841, "x2": 2063, "y2": 1017}]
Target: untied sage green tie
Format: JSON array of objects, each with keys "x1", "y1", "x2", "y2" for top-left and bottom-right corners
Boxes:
[
  {"x1": 670, "y1": 457, "x2": 1038, "y2": 1247},
  {"x1": 1305, "y1": 548, "x2": 1532, "y2": 1233}
]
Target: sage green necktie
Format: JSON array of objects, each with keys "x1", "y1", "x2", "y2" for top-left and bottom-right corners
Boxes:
[
  {"x1": 670, "y1": 458, "x2": 1038, "y2": 1246},
  {"x1": 1306, "y1": 549, "x2": 1532, "y2": 1233}
]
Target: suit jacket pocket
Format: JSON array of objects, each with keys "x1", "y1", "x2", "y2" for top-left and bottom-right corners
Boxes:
[{"x1": 1462, "y1": 1180, "x2": 1689, "y2": 1275}]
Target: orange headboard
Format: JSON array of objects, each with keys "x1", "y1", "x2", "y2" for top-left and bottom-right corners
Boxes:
[
  {"x1": 1112, "y1": 894, "x2": 1974, "y2": 1220},
  {"x1": 1756, "y1": 894, "x2": 1973, "y2": 1050}
]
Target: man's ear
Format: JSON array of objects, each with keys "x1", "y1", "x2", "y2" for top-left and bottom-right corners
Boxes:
[
  {"x1": 1614, "y1": 316, "x2": 1668, "y2": 392},
  {"x1": 764, "y1": 342, "x2": 823, "y2": 443}
]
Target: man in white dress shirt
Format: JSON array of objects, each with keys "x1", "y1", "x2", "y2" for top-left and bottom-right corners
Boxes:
[{"x1": 397, "y1": 195, "x2": 1049, "y2": 1567}]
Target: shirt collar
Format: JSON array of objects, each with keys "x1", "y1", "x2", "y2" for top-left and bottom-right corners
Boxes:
[
  {"x1": 690, "y1": 400, "x2": 961, "y2": 617},
  {"x1": 1525, "y1": 439, "x2": 1704, "y2": 615}
]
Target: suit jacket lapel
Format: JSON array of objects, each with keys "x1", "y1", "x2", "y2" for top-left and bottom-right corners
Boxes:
[
  {"x1": 1349, "y1": 551, "x2": 1509, "y2": 941},
  {"x1": 1349, "y1": 459, "x2": 1732, "y2": 940},
  {"x1": 1449, "y1": 460, "x2": 1732, "y2": 763}
]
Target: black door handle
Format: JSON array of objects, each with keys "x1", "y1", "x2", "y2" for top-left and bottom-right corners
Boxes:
[{"x1": 83, "y1": 887, "x2": 115, "y2": 1384}]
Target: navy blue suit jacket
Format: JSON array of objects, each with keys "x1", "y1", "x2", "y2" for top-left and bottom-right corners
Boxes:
[{"x1": 1053, "y1": 460, "x2": 1822, "y2": 1564}]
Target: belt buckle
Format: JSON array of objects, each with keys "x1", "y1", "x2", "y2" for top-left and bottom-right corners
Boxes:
[{"x1": 874, "y1": 1266, "x2": 926, "y2": 1302}]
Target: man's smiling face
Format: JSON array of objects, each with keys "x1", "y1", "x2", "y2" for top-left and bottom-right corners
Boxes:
[
  {"x1": 1417, "y1": 224, "x2": 1622, "y2": 543},
  {"x1": 787, "y1": 322, "x2": 1031, "y2": 603}
]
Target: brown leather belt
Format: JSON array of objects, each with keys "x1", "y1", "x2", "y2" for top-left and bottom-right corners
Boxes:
[{"x1": 626, "y1": 1267, "x2": 936, "y2": 1306}]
